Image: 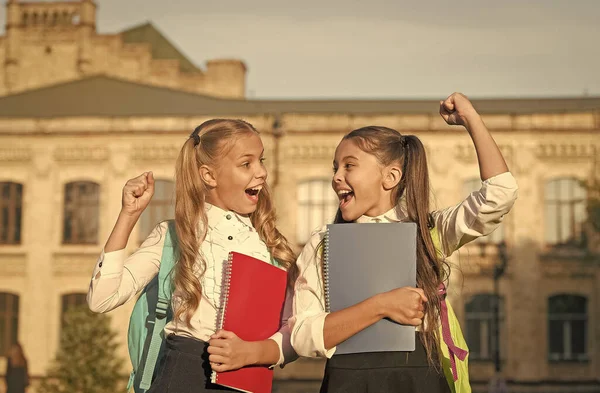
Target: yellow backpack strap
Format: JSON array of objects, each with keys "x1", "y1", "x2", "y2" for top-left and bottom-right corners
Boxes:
[{"x1": 430, "y1": 227, "x2": 471, "y2": 392}]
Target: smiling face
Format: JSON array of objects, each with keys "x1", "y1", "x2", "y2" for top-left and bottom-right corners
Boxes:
[
  {"x1": 332, "y1": 138, "x2": 400, "y2": 222},
  {"x1": 204, "y1": 132, "x2": 267, "y2": 215}
]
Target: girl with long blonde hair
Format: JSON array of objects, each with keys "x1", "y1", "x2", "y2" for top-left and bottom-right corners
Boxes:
[{"x1": 88, "y1": 119, "x2": 297, "y2": 392}]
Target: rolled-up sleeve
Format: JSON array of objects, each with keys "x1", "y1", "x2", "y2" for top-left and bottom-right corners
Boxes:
[
  {"x1": 87, "y1": 222, "x2": 167, "y2": 313},
  {"x1": 433, "y1": 171, "x2": 519, "y2": 257},
  {"x1": 289, "y1": 228, "x2": 336, "y2": 358},
  {"x1": 268, "y1": 286, "x2": 299, "y2": 367}
]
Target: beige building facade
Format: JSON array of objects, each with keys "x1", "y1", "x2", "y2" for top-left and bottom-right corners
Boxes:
[{"x1": 0, "y1": 1, "x2": 599, "y2": 392}]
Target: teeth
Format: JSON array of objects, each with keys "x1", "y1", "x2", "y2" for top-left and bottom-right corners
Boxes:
[{"x1": 337, "y1": 190, "x2": 352, "y2": 196}]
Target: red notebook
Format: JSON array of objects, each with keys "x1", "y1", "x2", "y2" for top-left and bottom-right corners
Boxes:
[{"x1": 211, "y1": 251, "x2": 287, "y2": 393}]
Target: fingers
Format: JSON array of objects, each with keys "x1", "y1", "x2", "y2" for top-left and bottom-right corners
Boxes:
[
  {"x1": 208, "y1": 354, "x2": 228, "y2": 365},
  {"x1": 207, "y1": 345, "x2": 229, "y2": 356},
  {"x1": 210, "y1": 362, "x2": 230, "y2": 373},
  {"x1": 211, "y1": 330, "x2": 236, "y2": 340},
  {"x1": 409, "y1": 318, "x2": 423, "y2": 326},
  {"x1": 146, "y1": 171, "x2": 155, "y2": 192},
  {"x1": 124, "y1": 172, "x2": 151, "y2": 198},
  {"x1": 410, "y1": 287, "x2": 428, "y2": 303}
]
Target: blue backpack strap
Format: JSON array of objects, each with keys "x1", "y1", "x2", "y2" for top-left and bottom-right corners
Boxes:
[{"x1": 139, "y1": 221, "x2": 176, "y2": 391}]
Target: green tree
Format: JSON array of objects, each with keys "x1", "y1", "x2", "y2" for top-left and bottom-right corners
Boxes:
[{"x1": 38, "y1": 305, "x2": 125, "y2": 393}]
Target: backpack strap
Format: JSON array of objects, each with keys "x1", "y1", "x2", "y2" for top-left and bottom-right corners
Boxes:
[{"x1": 139, "y1": 221, "x2": 177, "y2": 391}]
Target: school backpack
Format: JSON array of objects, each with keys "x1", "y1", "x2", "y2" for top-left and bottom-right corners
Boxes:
[{"x1": 126, "y1": 220, "x2": 177, "y2": 393}]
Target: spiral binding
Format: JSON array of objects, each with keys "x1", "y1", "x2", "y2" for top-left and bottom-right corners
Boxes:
[
  {"x1": 323, "y1": 229, "x2": 331, "y2": 313},
  {"x1": 212, "y1": 252, "x2": 234, "y2": 384},
  {"x1": 217, "y1": 252, "x2": 234, "y2": 331}
]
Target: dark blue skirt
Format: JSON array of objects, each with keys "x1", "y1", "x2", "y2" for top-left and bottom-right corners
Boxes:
[
  {"x1": 147, "y1": 335, "x2": 236, "y2": 393},
  {"x1": 320, "y1": 334, "x2": 451, "y2": 393}
]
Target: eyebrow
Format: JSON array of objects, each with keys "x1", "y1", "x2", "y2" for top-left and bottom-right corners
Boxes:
[
  {"x1": 237, "y1": 149, "x2": 265, "y2": 159},
  {"x1": 333, "y1": 155, "x2": 359, "y2": 165}
]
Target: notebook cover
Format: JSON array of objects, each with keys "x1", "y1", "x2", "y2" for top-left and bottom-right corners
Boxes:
[
  {"x1": 325, "y1": 222, "x2": 417, "y2": 354},
  {"x1": 211, "y1": 251, "x2": 287, "y2": 393}
]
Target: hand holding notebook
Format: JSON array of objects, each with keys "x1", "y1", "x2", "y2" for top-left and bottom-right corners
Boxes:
[{"x1": 211, "y1": 252, "x2": 287, "y2": 393}]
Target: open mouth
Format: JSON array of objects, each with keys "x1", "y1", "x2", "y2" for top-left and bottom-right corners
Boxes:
[
  {"x1": 337, "y1": 189, "x2": 354, "y2": 209},
  {"x1": 245, "y1": 185, "x2": 263, "y2": 203}
]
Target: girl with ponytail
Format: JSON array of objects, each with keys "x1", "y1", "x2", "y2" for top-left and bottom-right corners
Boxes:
[
  {"x1": 290, "y1": 93, "x2": 518, "y2": 393},
  {"x1": 87, "y1": 119, "x2": 298, "y2": 392}
]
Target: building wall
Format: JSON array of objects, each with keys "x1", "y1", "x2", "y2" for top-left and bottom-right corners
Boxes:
[{"x1": 0, "y1": 113, "x2": 598, "y2": 392}]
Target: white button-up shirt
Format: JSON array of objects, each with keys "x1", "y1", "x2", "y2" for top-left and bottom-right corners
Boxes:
[
  {"x1": 87, "y1": 203, "x2": 294, "y2": 366},
  {"x1": 289, "y1": 171, "x2": 519, "y2": 359}
]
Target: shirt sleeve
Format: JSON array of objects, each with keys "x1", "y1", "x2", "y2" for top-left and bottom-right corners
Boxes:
[
  {"x1": 432, "y1": 171, "x2": 519, "y2": 257},
  {"x1": 87, "y1": 221, "x2": 168, "y2": 313},
  {"x1": 268, "y1": 286, "x2": 299, "y2": 367},
  {"x1": 289, "y1": 228, "x2": 336, "y2": 358}
]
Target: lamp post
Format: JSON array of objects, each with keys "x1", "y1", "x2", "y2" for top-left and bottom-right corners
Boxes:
[
  {"x1": 485, "y1": 241, "x2": 509, "y2": 393},
  {"x1": 493, "y1": 241, "x2": 508, "y2": 373}
]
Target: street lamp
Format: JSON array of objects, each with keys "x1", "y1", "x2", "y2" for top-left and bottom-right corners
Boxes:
[
  {"x1": 482, "y1": 241, "x2": 509, "y2": 393},
  {"x1": 493, "y1": 241, "x2": 508, "y2": 374}
]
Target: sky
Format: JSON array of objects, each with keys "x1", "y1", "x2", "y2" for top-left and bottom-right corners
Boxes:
[{"x1": 2, "y1": 0, "x2": 599, "y2": 99}]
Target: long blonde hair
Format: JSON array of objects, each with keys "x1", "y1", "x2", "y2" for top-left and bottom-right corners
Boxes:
[{"x1": 174, "y1": 119, "x2": 297, "y2": 326}]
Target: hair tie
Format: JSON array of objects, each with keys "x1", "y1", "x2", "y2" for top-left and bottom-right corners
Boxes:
[
  {"x1": 189, "y1": 126, "x2": 201, "y2": 146},
  {"x1": 400, "y1": 136, "x2": 409, "y2": 149}
]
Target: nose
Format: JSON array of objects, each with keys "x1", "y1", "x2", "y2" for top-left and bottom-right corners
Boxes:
[
  {"x1": 332, "y1": 169, "x2": 343, "y2": 184},
  {"x1": 256, "y1": 162, "x2": 267, "y2": 180}
]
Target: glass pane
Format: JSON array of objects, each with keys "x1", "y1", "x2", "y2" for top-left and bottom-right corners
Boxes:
[
  {"x1": 1, "y1": 207, "x2": 8, "y2": 241},
  {"x1": 10, "y1": 315, "x2": 18, "y2": 345},
  {"x1": 0, "y1": 321, "x2": 5, "y2": 355},
  {"x1": 571, "y1": 320, "x2": 586, "y2": 355},
  {"x1": 311, "y1": 181, "x2": 324, "y2": 203},
  {"x1": 297, "y1": 205, "x2": 308, "y2": 244},
  {"x1": 15, "y1": 206, "x2": 22, "y2": 243},
  {"x1": 297, "y1": 183, "x2": 308, "y2": 203},
  {"x1": 549, "y1": 295, "x2": 587, "y2": 314},
  {"x1": 466, "y1": 294, "x2": 494, "y2": 312},
  {"x1": 549, "y1": 320, "x2": 564, "y2": 354},
  {"x1": 558, "y1": 179, "x2": 569, "y2": 202},
  {"x1": 545, "y1": 203, "x2": 557, "y2": 244},
  {"x1": 466, "y1": 320, "x2": 481, "y2": 357},
  {"x1": 15, "y1": 184, "x2": 22, "y2": 201},
  {"x1": 2, "y1": 183, "x2": 10, "y2": 198},
  {"x1": 559, "y1": 204, "x2": 571, "y2": 243}
]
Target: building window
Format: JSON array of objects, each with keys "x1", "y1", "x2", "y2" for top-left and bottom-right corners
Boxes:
[
  {"x1": 297, "y1": 179, "x2": 338, "y2": 245},
  {"x1": 0, "y1": 293, "x2": 19, "y2": 356},
  {"x1": 138, "y1": 180, "x2": 175, "y2": 242},
  {"x1": 61, "y1": 293, "x2": 87, "y2": 319},
  {"x1": 464, "y1": 178, "x2": 504, "y2": 244},
  {"x1": 548, "y1": 294, "x2": 587, "y2": 362},
  {"x1": 545, "y1": 178, "x2": 586, "y2": 247},
  {"x1": 465, "y1": 294, "x2": 505, "y2": 361},
  {"x1": 63, "y1": 182, "x2": 99, "y2": 244},
  {"x1": 0, "y1": 182, "x2": 23, "y2": 245}
]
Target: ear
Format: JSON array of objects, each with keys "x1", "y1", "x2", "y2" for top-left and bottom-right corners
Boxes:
[
  {"x1": 199, "y1": 165, "x2": 217, "y2": 188},
  {"x1": 382, "y1": 165, "x2": 402, "y2": 191}
]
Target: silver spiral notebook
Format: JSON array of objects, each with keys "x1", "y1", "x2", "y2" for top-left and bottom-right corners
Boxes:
[{"x1": 323, "y1": 222, "x2": 417, "y2": 354}]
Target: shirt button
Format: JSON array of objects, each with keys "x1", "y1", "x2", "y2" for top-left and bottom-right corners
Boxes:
[
  {"x1": 226, "y1": 214, "x2": 232, "y2": 220},
  {"x1": 228, "y1": 236, "x2": 233, "y2": 240}
]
